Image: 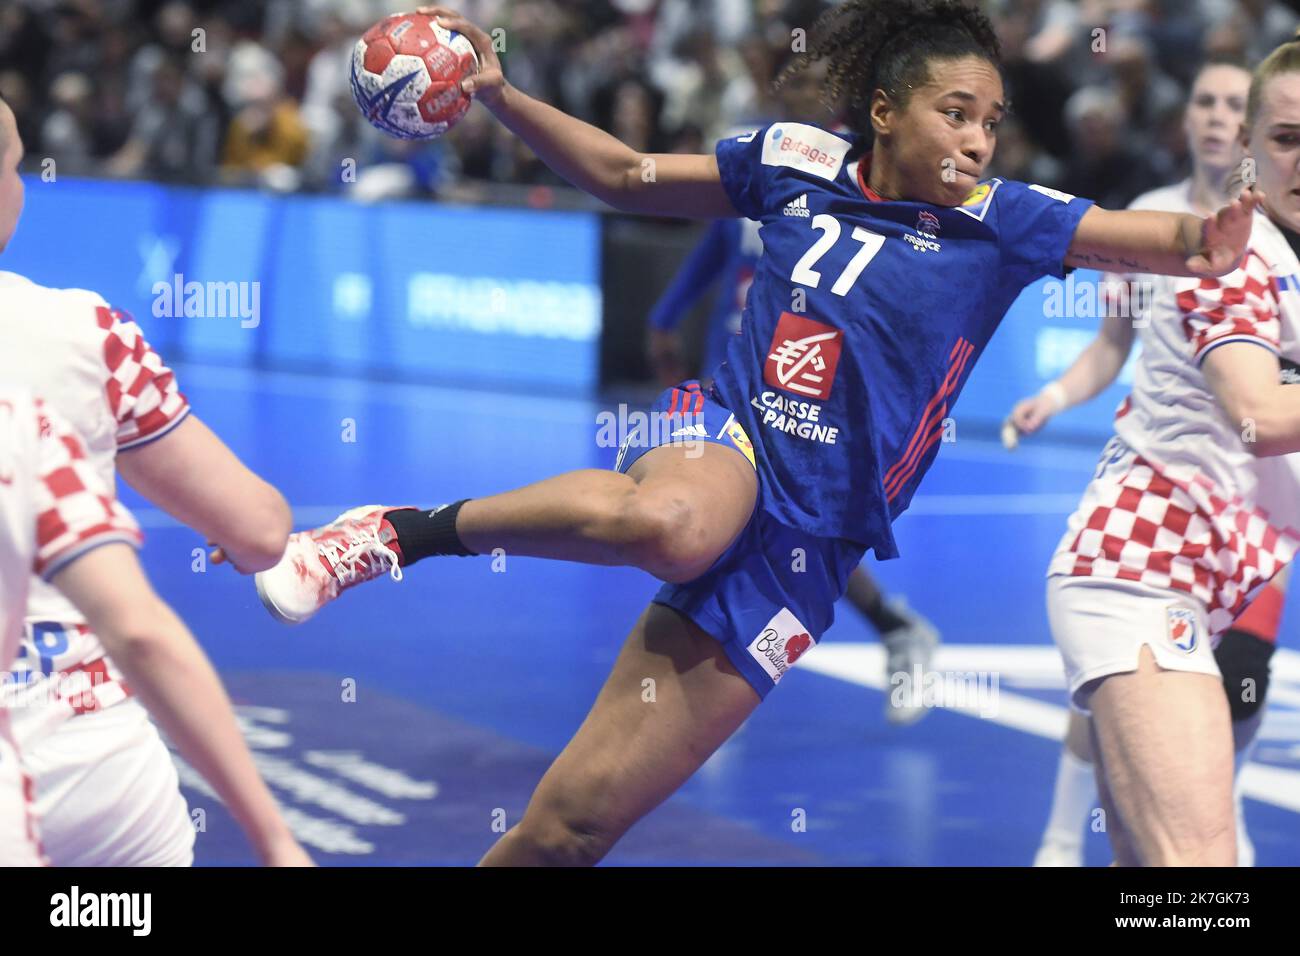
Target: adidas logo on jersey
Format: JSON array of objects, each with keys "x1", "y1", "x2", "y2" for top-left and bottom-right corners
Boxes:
[
  {"x1": 669, "y1": 424, "x2": 709, "y2": 438},
  {"x1": 783, "y1": 194, "x2": 810, "y2": 218}
]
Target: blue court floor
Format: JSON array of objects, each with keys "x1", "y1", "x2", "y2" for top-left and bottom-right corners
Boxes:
[{"x1": 125, "y1": 363, "x2": 1300, "y2": 865}]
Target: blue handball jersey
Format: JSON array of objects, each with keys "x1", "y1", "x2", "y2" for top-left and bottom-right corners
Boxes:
[{"x1": 711, "y1": 121, "x2": 1094, "y2": 557}]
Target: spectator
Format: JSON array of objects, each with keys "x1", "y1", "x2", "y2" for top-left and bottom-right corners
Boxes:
[
  {"x1": 1058, "y1": 85, "x2": 1162, "y2": 210},
  {"x1": 220, "y1": 71, "x2": 311, "y2": 189},
  {"x1": 106, "y1": 52, "x2": 220, "y2": 183}
]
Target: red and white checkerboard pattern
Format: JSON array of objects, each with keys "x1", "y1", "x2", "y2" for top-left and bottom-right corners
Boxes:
[
  {"x1": 0, "y1": 277, "x2": 187, "y2": 713},
  {"x1": 1175, "y1": 249, "x2": 1282, "y2": 362},
  {"x1": 96, "y1": 306, "x2": 190, "y2": 449},
  {"x1": 32, "y1": 398, "x2": 141, "y2": 580},
  {"x1": 1051, "y1": 443, "x2": 1300, "y2": 636}
]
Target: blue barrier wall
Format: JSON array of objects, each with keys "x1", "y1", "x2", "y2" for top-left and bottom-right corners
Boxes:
[{"x1": 7, "y1": 177, "x2": 603, "y2": 392}]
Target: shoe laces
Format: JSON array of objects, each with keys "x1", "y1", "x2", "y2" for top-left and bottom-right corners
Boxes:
[{"x1": 319, "y1": 522, "x2": 404, "y2": 587}]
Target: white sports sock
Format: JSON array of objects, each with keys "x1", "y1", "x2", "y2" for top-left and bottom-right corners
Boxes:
[{"x1": 1039, "y1": 747, "x2": 1097, "y2": 851}]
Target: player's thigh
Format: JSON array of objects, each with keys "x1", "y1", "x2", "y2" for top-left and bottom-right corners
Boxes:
[
  {"x1": 1089, "y1": 720, "x2": 1140, "y2": 866},
  {"x1": 626, "y1": 440, "x2": 758, "y2": 558},
  {"x1": 1088, "y1": 646, "x2": 1234, "y2": 865},
  {"x1": 521, "y1": 602, "x2": 761, "y2": 840}
]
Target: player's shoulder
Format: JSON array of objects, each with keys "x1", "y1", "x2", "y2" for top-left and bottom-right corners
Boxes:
[
  {"x1": 0, "y1": 271, "x2": 113, "y2": 329},
  {"x1": 1126, "y1": 181, "x2": 1192, "y2": 213},
  {"x1": 1208, "y1": 211, "x2": 1295, "y2": 287},
  {"x1": 741, "y1": 120, "x2": 857, "y2": 185},
  {"x1": 1243, "y1": 210, "x2": 1294, "y2": 265}
]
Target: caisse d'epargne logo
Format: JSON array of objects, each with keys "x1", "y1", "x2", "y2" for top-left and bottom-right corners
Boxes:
[{"x1": 764, "y1": 312, "x2": 843, "y2": 401}]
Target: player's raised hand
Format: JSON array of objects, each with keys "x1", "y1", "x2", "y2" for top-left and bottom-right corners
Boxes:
[
  {"x1": 418, "y1": 7, "x2": 505, "y2": 109},
  {"x1": 1187, "y1": 187, "x2": 1263, "y2": 277}
]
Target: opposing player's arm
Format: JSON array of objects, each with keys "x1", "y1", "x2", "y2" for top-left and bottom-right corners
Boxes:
[
  {"x1": 49, "y1": 546, "x2": 311, "y2": 866},
  {"x1": 1202, "y1": 343, "x2": 1300, "y2": 456},
  {"x1": 1010, "y1": 311, "x2": 1136, "y2": 437},
  {"x1": 116, "y1": 415, "x2": 292, "y2": 573},
  {"x1": 30, "y1": 402, "x2": 308, "y2": 865},
  {"x1": 1057, "y1": 310, "x2": 1137, "y2": 403},
  {"x1": 423, "y1": 7, "x2": 738, "y2": 218},
  {"x1": 1064, "y1": 191, "x2": 1263, "y2": 278}
]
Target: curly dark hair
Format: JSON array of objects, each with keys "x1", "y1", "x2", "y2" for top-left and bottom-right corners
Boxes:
[{"x1": 777, "y1": 0, "x2": 1002, "y2": 137}]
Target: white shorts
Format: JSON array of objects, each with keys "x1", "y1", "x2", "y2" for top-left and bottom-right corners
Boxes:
[
  {"x1": 0, "y1": 714, "x2": 45, "y2": 865},
  {"x1": 1047, "y1": 574, "x2": 1222, "y2": 713},
  {"x1": 15, "y1": 698, "x2": 194, "y2": 866}
]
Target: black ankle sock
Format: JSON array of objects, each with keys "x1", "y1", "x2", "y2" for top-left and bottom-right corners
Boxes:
[
  {"x1": 859, "y1": 594, "x2": 910, "y2": 635},
  {"x1": 846, "y1": 573, "x2": 910, "y2": 633},
  {"x1": 386, "y1": 500, "x2": 476, "y2": 563}
]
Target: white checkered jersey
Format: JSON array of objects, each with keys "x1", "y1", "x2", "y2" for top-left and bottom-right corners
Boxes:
[
  {"x1": 0, "y1": 389, "x2": 141, "y2": 676},
  {"x1": 0, "y1": 272, "x2": 186, "y2": 705},
  {"x1": 1051, "y1": 208, "x2": 1300, "y2": 635}
]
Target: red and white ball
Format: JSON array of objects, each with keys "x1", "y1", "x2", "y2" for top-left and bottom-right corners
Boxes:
[{"x1": 350, "y1": 13, "x2": 479, "y2": 140}]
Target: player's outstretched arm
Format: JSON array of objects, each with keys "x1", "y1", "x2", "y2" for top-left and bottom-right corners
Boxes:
[
  {"x1": 1203, "y1": 343, "x2": 1300, "y2": 456},
  {"x1": 50, "y1": 545, "x2": 312, "y2": 866},
  {"x1": 1008, "y1": 312, "x2": 1136, "y2": 438},
  {"x1": 420, "y1": 6, "x2": 738, "y2": 219},
  {"x1": 1064, "y1": 189, "x2": 1263, "y2": 278},
  {"x1": 116, "y1": 416, "x2": 292, "y2": 573}
]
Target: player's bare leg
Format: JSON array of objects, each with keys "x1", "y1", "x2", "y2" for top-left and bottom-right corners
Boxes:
[
  {"x1": 256, "y1": 440, "x2": 758, "y2": 623},
  {"x1": 453, "y1": 442, "x2": 757, "y2": 581},
  {"x1": 478, "y1": 602, "x2": 761, "y2": 866},
  {"x1": 1089, "y1": 719, "x2": 1141, "y2": 867},
  {"x1": 1087, "y1": 646, "x2": 1236, "y2": 866}
]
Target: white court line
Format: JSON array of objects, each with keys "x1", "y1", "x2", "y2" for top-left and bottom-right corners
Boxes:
[
  {"x1": 801, "y1": 642, "x2": 1300, "y2": 815},
  {"x1": 903, "y1": 493, "x2": 1080, "y2": 516}
]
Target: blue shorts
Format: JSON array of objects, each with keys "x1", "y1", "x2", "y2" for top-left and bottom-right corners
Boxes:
[{"x1": 615, "y1": 380, "x2": 866, "y2": 699}]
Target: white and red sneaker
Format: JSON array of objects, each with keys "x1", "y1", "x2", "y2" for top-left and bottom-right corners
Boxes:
[{"x1": 255, "y1": 505, "x2": 413, "y2": 625}]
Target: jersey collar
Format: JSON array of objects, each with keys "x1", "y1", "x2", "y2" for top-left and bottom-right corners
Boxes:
[{"x1": 856, "y1": 152, "x2": 886, "y2": 203}]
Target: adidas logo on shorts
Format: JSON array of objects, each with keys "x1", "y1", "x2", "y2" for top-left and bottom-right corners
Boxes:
[
  {"x1": 782, "y1": 194, "x2": 810, "y2": 218},
  {"x1": 669, "y1": 424, "x2": 708, "y2": 438}
]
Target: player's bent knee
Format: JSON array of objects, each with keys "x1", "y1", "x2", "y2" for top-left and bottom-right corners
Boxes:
[
  {"x1": 616, "y1": 489, "x2": 721, "y2": 583},
  {"x1": 514, "y1": 808, "x2": 618, "y2": 866}
]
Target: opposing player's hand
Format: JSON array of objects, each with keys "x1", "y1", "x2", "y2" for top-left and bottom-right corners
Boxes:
[
  {"x1": 1010, "y1": 395, "x2": 1055, "y2": 437},
  {"x1": 1187, "y1": 187, "x2": 1263, "y2": 277},
  {"x1": 418, "y1": 7, "x2": 506, "y2": 109}
]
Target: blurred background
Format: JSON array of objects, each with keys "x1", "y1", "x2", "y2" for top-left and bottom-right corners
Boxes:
[
  {"x1": 10, "y1": 0, "x2": 1300, "y2": 432},
  {"x1": 4, "y1": 0, "x2": 1300, "y2": 865}
]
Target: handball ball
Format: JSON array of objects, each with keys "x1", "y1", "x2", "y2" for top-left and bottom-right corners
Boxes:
[{"x1": 350, "y1": 13, "x2": 479, "y2": 140}]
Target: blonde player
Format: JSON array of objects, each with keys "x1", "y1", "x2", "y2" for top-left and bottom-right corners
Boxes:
[
  {"x1": 1008, "y1": 57, "x2": 1286, "y2": 866},
  {"x1": 0, "y1": 387, "x2": 310, "y2": 865},
  {"x1": 0, "y1": 97, "x2": 294, "y2": 865},
  {"x1": 1024, "y1": 39, "x2": 1300, "y2": 865}
]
